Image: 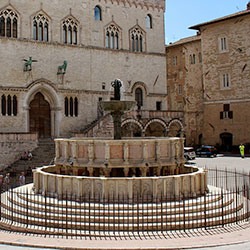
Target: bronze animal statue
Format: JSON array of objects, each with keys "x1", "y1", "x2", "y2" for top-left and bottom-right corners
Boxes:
[{"x1": 57, "y1": 61, "x2": 67, "y2": 74}]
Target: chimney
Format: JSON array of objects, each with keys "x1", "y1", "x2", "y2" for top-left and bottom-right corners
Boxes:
[{"x1": 247, "y1": 1, "x2": 250, "y2": 10}]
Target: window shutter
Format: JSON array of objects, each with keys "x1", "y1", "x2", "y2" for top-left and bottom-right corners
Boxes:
[
  {"x1": 220, "y1": 112, "x2": 223, "y2": 119},
  {"x1": 229, "y1": 111, "x2": 233, "y2": 119}
]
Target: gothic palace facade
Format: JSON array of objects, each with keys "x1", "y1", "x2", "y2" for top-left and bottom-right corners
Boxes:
[{"x1": 0, "y1": 0, "x2": 167, "y2": 138}]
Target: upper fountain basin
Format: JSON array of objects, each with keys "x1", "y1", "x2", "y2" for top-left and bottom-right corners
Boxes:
[{"x1": 100, "y1": 100, "x2": 136, "y2": 112}]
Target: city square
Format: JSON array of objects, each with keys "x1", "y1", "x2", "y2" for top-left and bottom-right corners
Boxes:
[{"x1": 0, "y1": 0, "x2": 249, "y2": 249}]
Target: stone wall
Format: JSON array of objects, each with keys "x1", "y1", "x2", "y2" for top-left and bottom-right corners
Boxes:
[
  {"x1": 166, "y1": 36, "x2": 203, "y2": 146},
  {"x1": 200, "y1": 12, "x2": 250, "y2": 146},
  {"x1": 0, "y1": 133, "x2": 38, "y2": 170}
]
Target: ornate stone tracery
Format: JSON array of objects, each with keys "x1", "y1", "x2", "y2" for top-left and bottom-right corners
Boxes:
[{"x1": 0, "y1": 6, "x2": 19, "y2": 38}]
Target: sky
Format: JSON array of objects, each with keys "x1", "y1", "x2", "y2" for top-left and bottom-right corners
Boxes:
[{"x1": 164, "y1": 0, "x2": 249, "y2": 44}]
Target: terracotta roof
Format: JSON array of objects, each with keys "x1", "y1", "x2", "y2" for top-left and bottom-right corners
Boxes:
[
  {"x1": 189, "y1": 8, "x2": 250, "y2": 30},
  {"x1": 166, "y1": 35, "x2": 201, "y2": 47}
]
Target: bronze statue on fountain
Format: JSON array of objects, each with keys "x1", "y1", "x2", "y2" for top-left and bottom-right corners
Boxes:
[{"x1": 100, "y1": 79, "x2": 136, "y2": 139}]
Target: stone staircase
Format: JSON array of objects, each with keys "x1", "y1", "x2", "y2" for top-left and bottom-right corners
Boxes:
[
  {"x1": 0, "y1": 184, "x2": 248, "y2": 237},
  {"x1": 76, "y1": 114, "x2": 114, "y2": 138},
  {"x1": 1, "y1": 138, "x2": 55, "y2": 186}
]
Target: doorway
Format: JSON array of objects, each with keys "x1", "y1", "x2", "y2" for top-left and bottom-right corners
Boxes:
[
  {"x1": 29, "y1": 92, "x2": 51, "y2": 138},
  {"x1": 220, "y1": 132, "x2": 233, "y2": 152}
]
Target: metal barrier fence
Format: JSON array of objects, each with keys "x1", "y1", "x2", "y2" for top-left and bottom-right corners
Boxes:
[{"x1": 0, "y1": 168, "x2": 249, "y2": 237}]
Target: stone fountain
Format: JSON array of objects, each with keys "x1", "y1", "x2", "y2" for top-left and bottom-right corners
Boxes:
[
  {"x1": 99, "y1": 79, "x2": 135, "y2": 139},
  {"x1": 33, "y1": 79, "x2": 207, "y2": 201}
]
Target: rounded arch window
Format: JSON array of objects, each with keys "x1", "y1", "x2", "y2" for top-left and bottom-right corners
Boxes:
[
  {"x1": 146, "y1": 14, "x2": 152, "y2": 29},
  {"x1": 135, "y1": 88, "x2": 143, "y2": 109},
  {"x1": 94, "y1": 6, "x2": 102, "y2": 21}
]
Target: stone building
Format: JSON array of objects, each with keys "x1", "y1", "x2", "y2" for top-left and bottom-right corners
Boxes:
[
  {"x1": 0, "y1": 0, "x2": 168, "y2": 138},
  {"x1": 166, "y1": 4, "x2": 250, "y2": 149},
  {"x1": 166, "y1": 36, "x2": 203, "y2": 146}
]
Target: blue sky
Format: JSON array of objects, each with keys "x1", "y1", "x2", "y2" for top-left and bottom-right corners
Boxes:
[{"x1": 164, "y1": 0, "x2": 249, "y2": 44}]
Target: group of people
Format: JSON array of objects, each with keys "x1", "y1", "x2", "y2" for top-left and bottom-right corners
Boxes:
[
  {"x1": 20, "y1": 151, "x2": 32, "y2": 161},
  {"x1": 0, "y1": 172, "x2": 26, "y2": 191}
]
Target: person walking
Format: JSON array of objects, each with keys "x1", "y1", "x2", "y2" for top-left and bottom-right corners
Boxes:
[
  {"x1": 3, "y1": 173, "x2": 10, "y2": 191},
  {"x1": 239, "y1": 144, "x2": 245, "y2": 158},
  {"x1": 19, "y1": 172, "x2": 25, "y2": 186}
]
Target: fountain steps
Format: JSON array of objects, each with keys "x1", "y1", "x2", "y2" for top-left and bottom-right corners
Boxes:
[{"x1": 0, "y1": 187, "x2": 248, "y2": 235}]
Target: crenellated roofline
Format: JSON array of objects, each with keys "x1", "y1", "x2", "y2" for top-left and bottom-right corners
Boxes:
[{"x1": 99, "y1": 0, "x2": 165, "y2": 12}]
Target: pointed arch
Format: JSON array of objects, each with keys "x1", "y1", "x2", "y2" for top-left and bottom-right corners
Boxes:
[
  {"x1": 104, "y1": 21, "x2": 122, "y2": 49},
  {"x1": 0, "y1": 4, "x2": 20, "y2": 38},
  {"x1": 61, "y1": 15, "x2": 79, "y2": 45},
  {"x1": 32, "y1": 10, "x2": 50, "y2": 42},
  {"x1": 23, "y1": 79, "x2": 61, "y2": 137},
  {"x1": 129, "y1": 24, "x2": 146, "y2": 52}
]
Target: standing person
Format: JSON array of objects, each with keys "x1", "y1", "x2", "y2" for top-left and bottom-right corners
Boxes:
[
  {"x1": 239, "y1": 144, "x2": 245, "y2": 158},
  {"x1": 3, "y1": 173, "x2": 10, "y2": 191},
  {"x1": 19, "y1": 172, "x2": 25, "y2": 186},
  {"x1": 0, "y1": 175, "x2": 3, "y2": 192}
]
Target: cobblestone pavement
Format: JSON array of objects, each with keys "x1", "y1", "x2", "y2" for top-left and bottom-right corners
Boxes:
[{"x1": 0, "y1": 156, "x2": 250, "y2": 250}]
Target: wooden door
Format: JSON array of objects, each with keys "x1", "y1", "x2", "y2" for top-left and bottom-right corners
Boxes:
[{"x1": 29, "y1": 92, "x2": 51, "y2": 138}]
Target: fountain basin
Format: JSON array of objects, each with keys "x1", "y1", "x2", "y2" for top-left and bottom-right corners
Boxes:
[
  {"x1": 99, "y1": 100, "x2": 136, "y2": 112},
  {"x1": 33, "y1": 137, "x2": 208, "y2": 200}
]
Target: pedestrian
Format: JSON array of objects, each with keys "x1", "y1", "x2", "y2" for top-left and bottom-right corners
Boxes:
[
  {"x1": 0, "y1": 175, "x2": 3, "y2": 192},
  {"x1": 27, "y1": 151, "x2": 33, "y2": 161},
  {"x1": 3, "y1": 173, "x2": 10, "y2": 191},
  {"x1": 239, "y1": 143, "x2": 245, "y2": 158},
  {"x1": 19, "y1": 172, "x2": 25, "y2": 186}
]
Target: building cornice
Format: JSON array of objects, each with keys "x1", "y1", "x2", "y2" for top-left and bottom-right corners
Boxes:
[
  {"x1": 204, "y1": 98, "x2": 250, "y2": 105},
  {"x1": 189, "y1": 9, "x2": 250, "y2": 30}
]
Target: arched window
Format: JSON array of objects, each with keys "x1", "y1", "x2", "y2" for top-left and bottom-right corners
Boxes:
[
  {"x1": 33, "y1": 12, "x2": 49, "y2": 42},
  {"x1": 135, "y1": 88, "x2": 143, "y2": 109},
  {"x1": 0, "y1": 17, "x2": 5, "y2": 36},
  {"x1": 146, "y1": 14, "x2": 152, "y2": 29},
  {"x1": 70, "y1": 97, "x2": 74, "y2": 116},
  {"x1": 39, "y1": 21, "x2": 43, "y2": 41},
  {"x1": 44, "y1": 22, "x2": 49, "y2": 42},
  {"x1": 140, "y1": 35, "x2": 143, "y2": 52},
  {"x1": 106, "y1": 31, "x2": 110, "y2": 48},
  {"x1": 7, "y1": 95, "x2": 11, "y2": 116},
  {"x1": 13, "y1": 18, "x2": 17, "y2": 38},
  {"x1": 130, "y1": 26, "x2": 145, "y2": 52},
  {"x1": 62, "y1": 17, "x2": 78, "y2": 45},
  {"x1": 1, "y1": 95, "x2": 6, "y2": 116},
  {"x1": 74, "y1": 97, "x2": 78, "y2": 117},
  {"x1": 65, "y1": 96, "x2": 78, "y2": 117},
  {"x1": 6, "y1": 17, "x2": 11, "y2": 37},
  {"x1": 131, "y1": 34, "x2": 134, "y2": 51},
  {"x1": 68, "y1": 26, "x2": 72, "y2": 44},
  {"x1": 115, "y1": 33, "x2": 119, "y2": 49},
  {"x1": 110, "y1": 31, "x2": 114, "y2": 49},
  {"x1": 73, "y1": 26, "x2": 77, "y2": 44},
  {"x1": 0, "y1": 7, "x2": 19, "y2": 38},
  {"x1": 1, "y1": 94, "x2": 17, "y2": 116},
  {"x1": 105, "y1": 23, "x2": 121, "y2": 50},
  {"x1": 33, "y1": 21, "x2": 38, "y2": 40},
  {"x1": 13, "y1": 95, "x2": 17, "y2": 116},
  {"x1": 64, "y1": 97, "x2": 69, "y2": 116},
  {"x1": 94, "y1": 6, "x2": 102, "y2": 21},
  {"x1": 63, "y1": 24, "x2": 67, "y2": 43}
]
